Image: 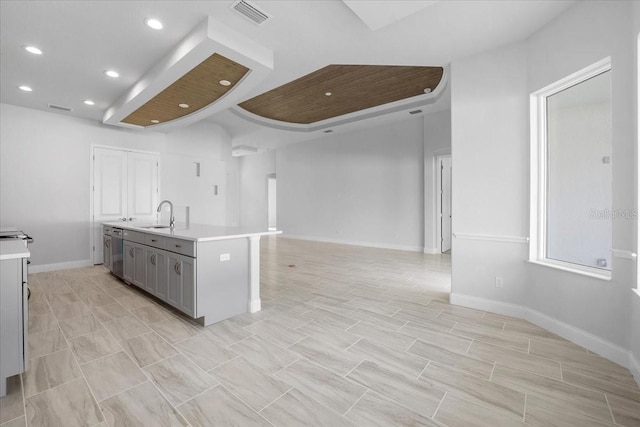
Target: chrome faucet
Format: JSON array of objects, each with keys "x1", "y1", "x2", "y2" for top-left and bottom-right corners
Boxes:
[{"x1": 157, "y1": 200, "x2": 175, "y2": 228}]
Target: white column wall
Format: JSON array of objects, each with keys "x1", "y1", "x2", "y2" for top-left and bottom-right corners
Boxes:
[{"x1": 450, "y1": 43, "x2": 530, "y2": 306}]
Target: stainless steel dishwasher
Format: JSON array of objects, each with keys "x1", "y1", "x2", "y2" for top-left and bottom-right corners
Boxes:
[{"x1": 111, "y1": 228, "x2": 124, "y2": 279}]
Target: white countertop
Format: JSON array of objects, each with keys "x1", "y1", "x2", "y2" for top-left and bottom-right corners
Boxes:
[
  {"x1": 0, "y1": 240, "x2": 30, "y2": 260},
  {"x1": 103, "y1": 222, "x2": 282, "y2": 242}
]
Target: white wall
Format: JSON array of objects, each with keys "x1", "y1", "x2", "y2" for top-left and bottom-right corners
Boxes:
[
  {"x1": 450, "y1": 0, "x2": 636, "y2": 361},
  {"x1": 424, "y1": 110, "x2": 452, "y2": 253},
  {"x1": 238, "y1": 150, "x2": 276, "y2": 230},
  {"x1": 0, "y1": 103, "x2": 238, "y2": 269},
  {"x1": 276, "y1": 117, "x2": 424, "y2": 251},
  {"x1": 526, "y1": 0, "x2": 634, "y2": 351},
  {"x1": 162, "y1": 121, "x2": 238, "y2": 226}
]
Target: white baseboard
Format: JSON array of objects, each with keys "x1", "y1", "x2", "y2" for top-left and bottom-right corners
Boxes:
[
  {"x1": 282, "y1": 234, "x2": 423, "y2": 253},
  {"x1": 450, "y1": 293, "x2": 632, "y2": 369},
  {"x1": 29, "y1": 259, "x2": 94, "y2": 273},
  {"x1": 423, "y1": 247, "x2": 440, "y2": 254},
  {"x1": 248, "y1": 299, "x2": 261, "y2": 313},
  {"x1": 630, "y1": 352, "x2": 640, "y2": 388}
]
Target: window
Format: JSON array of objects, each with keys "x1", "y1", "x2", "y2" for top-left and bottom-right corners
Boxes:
[{"x1": 530, "y1": 58, "x2": 612, "y2": 280}]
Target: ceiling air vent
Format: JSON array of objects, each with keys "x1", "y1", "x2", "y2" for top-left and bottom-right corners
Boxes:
[
  {"x1": 409, "y1": 109, "x2": 423, "y2": 115},
  {"x1": 48, "y1": 104, "x2": 72, "y2": 112},
  {"x1": 231, "y1": 0, "x2": 271, "y2": 25}
]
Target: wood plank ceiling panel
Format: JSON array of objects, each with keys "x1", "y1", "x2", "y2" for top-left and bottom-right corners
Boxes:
[
  {"x1": 238, "y1": 65, "x2": 443, "y2": 124},
  {"x1": 122, "y1": 53, "x2": 249, "y2": 127}
]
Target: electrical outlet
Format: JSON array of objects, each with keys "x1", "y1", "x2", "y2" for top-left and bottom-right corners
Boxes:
[
  {"x1": 495, "y1": 276, "x2": 504, "y2": 288},
  {"x1": 220, "y1": 253, "x2": 231, "y2": 261}
]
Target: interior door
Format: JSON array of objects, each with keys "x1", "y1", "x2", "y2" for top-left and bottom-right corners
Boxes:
[
  {"x1": 441, "y1": 156, "x2": 452, "y2": 252},
  {"x1": 93, "y1": 148, "x2": 127, "y2": 264},
  {"x1": 92, "y1": 148, "x2": 159, "y2": 264},
  {"x1": 127, "y1": 152, "x2": 159, "y2": 225}
]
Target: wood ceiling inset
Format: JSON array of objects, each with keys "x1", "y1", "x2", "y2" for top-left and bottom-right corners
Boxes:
[
  {"x1": 122, "y1": 53, "x2": 250, "y2": 127},
  {"x1": 238, "y1": 65, "x2": 443, "y2": 124}
]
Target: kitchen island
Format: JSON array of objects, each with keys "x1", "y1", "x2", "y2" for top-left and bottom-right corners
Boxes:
[{"x1": 103, "y1": 222, "x2": 280, "y2": 326}]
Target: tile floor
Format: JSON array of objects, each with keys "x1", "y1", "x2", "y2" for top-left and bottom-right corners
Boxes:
[{"x1": 1, "y1": 236, "x2": 639, "y2": 427}]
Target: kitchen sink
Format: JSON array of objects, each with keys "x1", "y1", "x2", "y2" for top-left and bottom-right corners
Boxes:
[{"x1": 141, "y1": 225, "x2": 171, "y2": 229}]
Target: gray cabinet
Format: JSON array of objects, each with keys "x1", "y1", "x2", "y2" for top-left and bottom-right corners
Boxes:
[
  {"x1": 133, "y1": 243, "x2": 146, "y2": 288},
  {"x1": 103, "y1": 234, "x2": 112, "y2": 270},
  {"x1": 121, "y1": 231, "x2": 195, "y2": 318},
  {"x1": 145, "y1": 247, "x2": 167, "y2": 299},
  {"x1": 166, "y1": 253, "x2": 181, "y2": 308},
  {"x1": 0, "y1": 256, "x2": 28, "y2": 397},
  {"x1": 123, "y1": 241, "x2": 146, "y2": 288},
  {"x1": 123, "y1": 241, "x2": 135, "y2": 283},
  {"x1": 109, "y1": 224, "x2": 254, "y2": 326},
  {"x1": 167, "y1": 254, "x2": 195, "y2": 317}
]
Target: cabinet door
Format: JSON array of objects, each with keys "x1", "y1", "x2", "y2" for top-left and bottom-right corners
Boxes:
[
  {"x1": 145, "y1": 249, "x2": 157, "y2": 295},
  {"x1": 103, "y1": 235, "x2": 112, "y2": 270},
  {"x1": 178, "y1": 257, "x2": 196, "y2": 318},
  {"x1": 155, "y1": 251, "x2": 168, "y2": 300},
  {"x1": 166, "y1": 254, "x2": 181, "y2": 309},
  {"x1": 123, "y1": 241, "x2": 135, "y2": 283},
  {"x1": 133, "y1": 244, "x2": 146, "y2": 289}
]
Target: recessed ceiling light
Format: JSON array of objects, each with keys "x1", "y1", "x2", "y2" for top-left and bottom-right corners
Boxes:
[
  {"x1": 150, "y1": 119, "x2": 160, "y2": 124},
  {"x1": 83, "y1": 100, "x2": 95, "y2": 106},
  {"x1": 104, "y1": 70, "x2": 119, "y2": 78},
  {"x1": 145, "y1": 18, "x2": 163, "y2": 30},
  {"x1": 178, "y1": 103, "x2": 189, "y2": 109},
  {"x1": 24, "y1": 45, "x2": 42, "y2": 55},
  {"x1": 325, "y1": 92, "x2": 332, "y2": 96},
  {"x1": 18, "y1": 85, "x2": 32, "y2": 92},
  {"x1": 219, "y1": 80, "x2": 231, "y2": 87}
]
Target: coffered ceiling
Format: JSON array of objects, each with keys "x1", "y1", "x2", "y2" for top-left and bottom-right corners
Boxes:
[
  {"x1": 0, "y1": 0, "x2": 576, "y2": 148},
  {"x1": 121, "y1": 54, "x2": 250, "y2": 127},
  {"x1": 239, "y1": 65, "x2": 444, "y2": 125}
]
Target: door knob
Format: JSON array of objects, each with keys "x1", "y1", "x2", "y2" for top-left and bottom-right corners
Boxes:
[{"x1": 119, "y1": 217, "x2": 127, "y2": 221}]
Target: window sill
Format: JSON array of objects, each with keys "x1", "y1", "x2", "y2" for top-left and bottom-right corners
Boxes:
[{"x1": 528, "y1": 259, "x2": 612, "y2": 281}]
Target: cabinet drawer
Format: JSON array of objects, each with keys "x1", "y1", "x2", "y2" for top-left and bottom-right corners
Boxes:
[
  {"x1": 144, "y1": 234, "x2": 166, "y2": 250},
  {"x1": 123, "y1": 229, "x2": 145, "y2": 244},
  {"x1": 166, "y1": 237, "x2": 195, "y2": 257}
]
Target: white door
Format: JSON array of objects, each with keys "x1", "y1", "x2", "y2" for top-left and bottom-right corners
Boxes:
[
  {"x1": 92, "y1": 147, "x2": 159, "y2": 264},
  {"x1": 93, "y1": 148, "x2": 127, "y2": 264},
  {"x1": 127, "y1": 152, "x2": 159, "y2": 224},
  {"x1": 440, "y1": 156, "x2": 452, "y2": 252}
]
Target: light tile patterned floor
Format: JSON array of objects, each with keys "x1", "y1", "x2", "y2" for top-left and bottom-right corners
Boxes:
[{"x1": 2, "y1": 236, "x2": 639, "y2": 426}]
